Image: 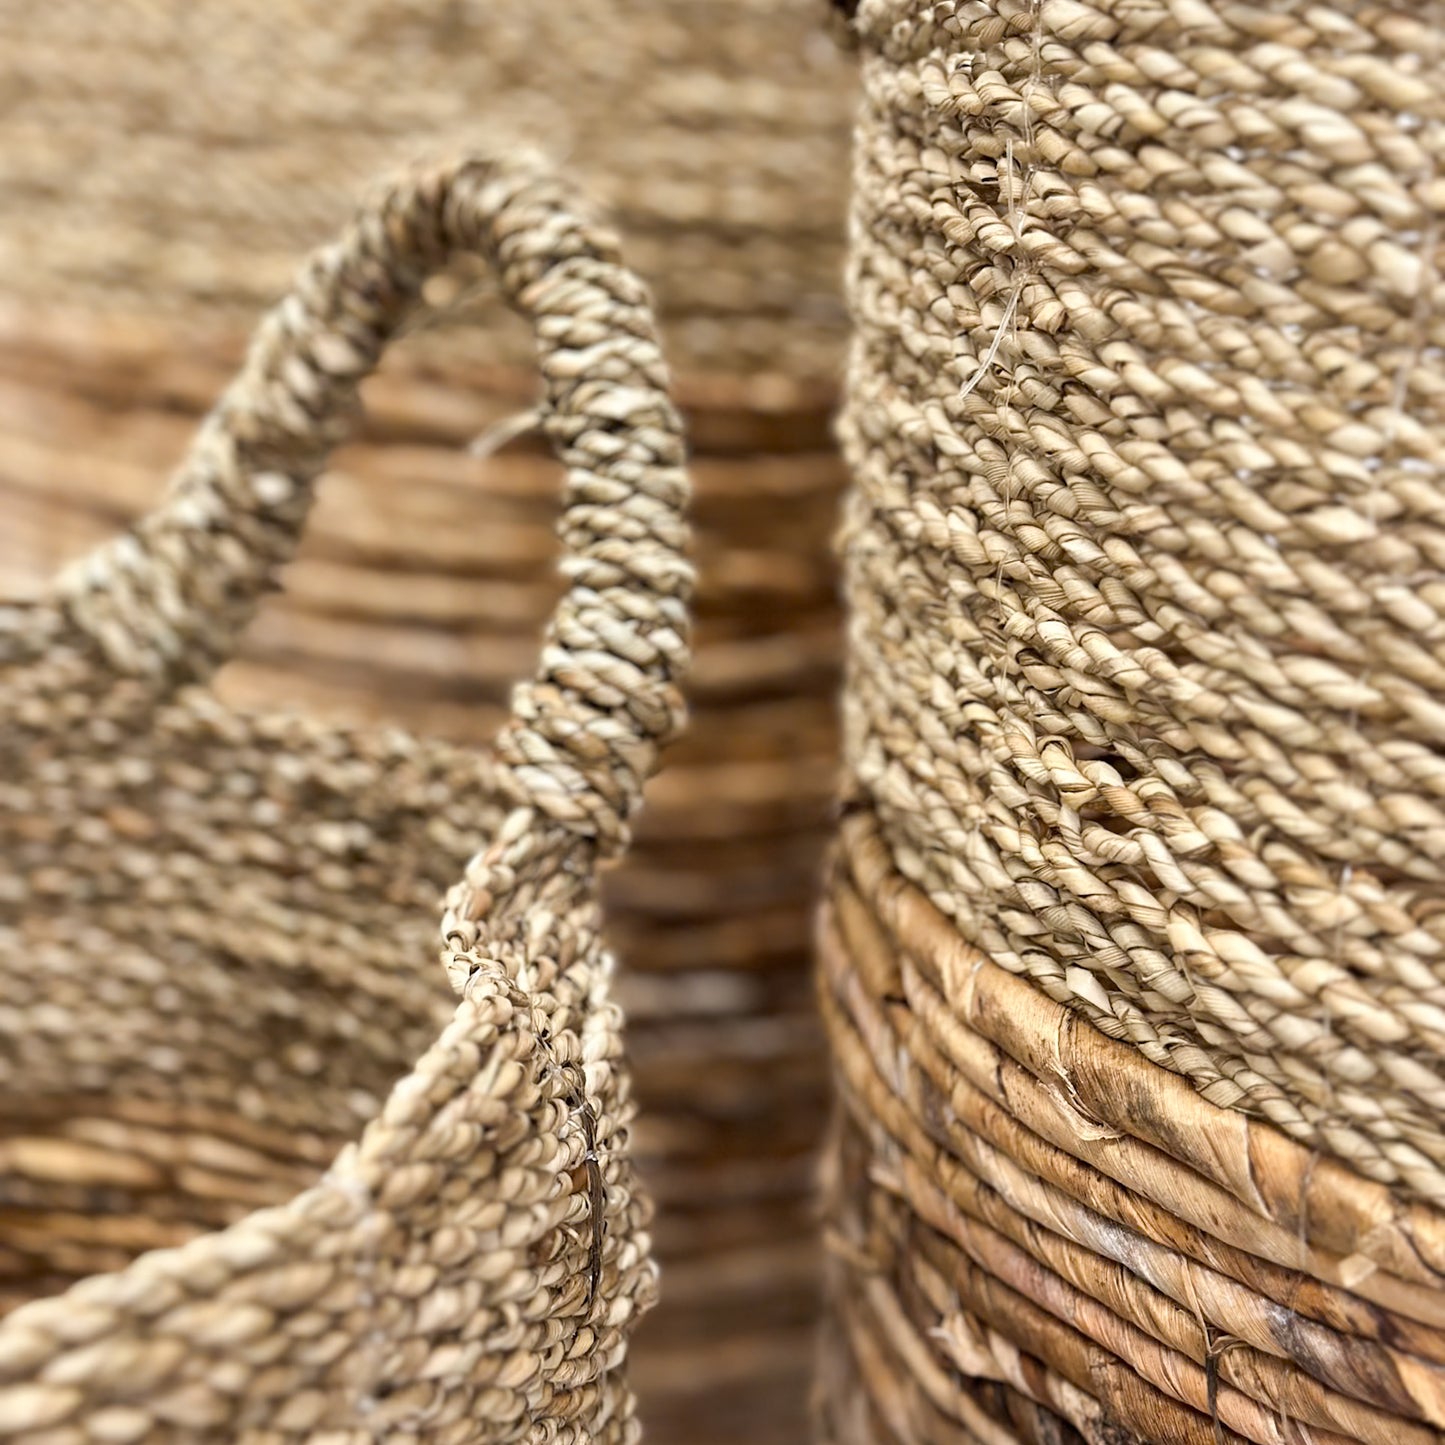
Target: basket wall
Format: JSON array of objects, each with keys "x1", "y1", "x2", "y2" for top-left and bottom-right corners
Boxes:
[
  {"x1": 0, "y1": 3, "x2": 857, "y2": 1441},
  {"x1": 0, "y1": 152, "x2": 690, "y2": 1445},
  {"x1": 826, "y1": 0, "x2": 1445, "y2": 1440}
]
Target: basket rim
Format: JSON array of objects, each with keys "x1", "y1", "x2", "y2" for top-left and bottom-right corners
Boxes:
[{"x1": 0, "y1": 771, "x2": 606, "y2": 1355}]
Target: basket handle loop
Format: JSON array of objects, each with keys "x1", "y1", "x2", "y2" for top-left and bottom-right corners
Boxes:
[{"x1": 51, "y1": 155, "x2": 692, "y2": 852}]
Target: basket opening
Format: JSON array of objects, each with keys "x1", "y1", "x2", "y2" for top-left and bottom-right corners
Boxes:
[{"x1": 0, "y1": 902, "x2": 458, "y2": 1316}]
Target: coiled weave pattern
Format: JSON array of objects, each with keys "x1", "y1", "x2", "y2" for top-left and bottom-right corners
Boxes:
[
  {"x1": 825, "y1": 3, "x2": 1445, "y2": 1440},
  {"x1": 841, "y1": 0, "x2": 1445, "y2": 1201}
]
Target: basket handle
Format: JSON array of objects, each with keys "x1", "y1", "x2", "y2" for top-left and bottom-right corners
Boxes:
[{"x1": 51, "y1": 155, "x2": 691, "y2": 851}]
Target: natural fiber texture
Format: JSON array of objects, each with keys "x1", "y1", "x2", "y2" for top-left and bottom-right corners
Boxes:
[
  {"x1": 0, "y1": 152, "x2": 690, "y2": 1443},
  {"x1": 0, "y1": 6, "x2": 854, "y2": 1439},
  {"x1": 0, "y1": 341, "x2": 841, "y2": 1445},
  {"x1": 822, "y1": 813, "x2": 1445, "y2": 1445},
  {"x1": 840, "y1": 0, "x2": 1445, "y2": 1199},
  {"x1": 828, "y1": 0, "x2": 1445, "y2": 1438},
  {"x1": 0, "y1": 0, "x2": 853, "y2": 389}
]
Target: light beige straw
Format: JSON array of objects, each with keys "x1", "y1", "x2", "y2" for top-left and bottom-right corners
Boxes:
[
  {"x1": 0, "y1": 151, "x2": 690, "y2": 1444},
  {"x1": 826, "y1": 0, "x2": 1445, "y2": 1440}
]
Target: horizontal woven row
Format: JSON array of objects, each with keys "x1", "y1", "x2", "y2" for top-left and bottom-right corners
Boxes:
[{"x1": 821, "y1": 809, "x2": 1445, "y2": 1445}]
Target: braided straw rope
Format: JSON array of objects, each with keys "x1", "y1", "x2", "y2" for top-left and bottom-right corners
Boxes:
[
  {"x1": 0, "y1": 153, "x2": 689, "y2": 1442},
  {"x1": 842, "y1": 0, "x2": 1445, "y2": 1195},
  {"x1": 826, "y1": 0, "x2": 1445, "y2": 1439}
]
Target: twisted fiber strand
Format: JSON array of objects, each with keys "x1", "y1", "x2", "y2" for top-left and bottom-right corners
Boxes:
[
  {"x1": 843, "y1": 471, "x2": 1445, "y2": 890},
  {"x1": 0, "y1": 118, "x2": 832, "y2": 1441},
  {"x1": 46, "y1": 154, "x2": 690, "y2": 851},
  {"x1": 0, "y1": 151, "x2": 690, "y2": 1441},
  {"x1": 849, "y1": 16, "x2": 1439, "y2": 809},
  {"x1": 0, "y1": 11, "x2": 831, "y2": 1439},
  {"x1": 844, "y1": 526, "x2": 1445, "y2": 1190},
  {"x1": 820, "y1": 815, "x2": 1445, "y2": 1443},
  {"x1": 842, "y1": 0, "x2": 1445, "y2": 1199}
]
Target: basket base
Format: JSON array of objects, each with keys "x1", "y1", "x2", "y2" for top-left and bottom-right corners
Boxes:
[{"x1": 819, "y1": 807, "x2": 1445, "y2": 1445}]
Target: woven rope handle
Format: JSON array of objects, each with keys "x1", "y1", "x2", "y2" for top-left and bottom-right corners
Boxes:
[{"x1": 53, "y1": 154, "x2": 691, "y2": 849}]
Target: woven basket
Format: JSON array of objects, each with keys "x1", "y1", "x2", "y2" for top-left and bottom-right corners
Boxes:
[
  {"x1": 0, "y1": 5, "x2": 856, "y2": 1439},
  {"x1": 0, "y1": 0, "x2": 849, "y2": 385},
  {"x1": 826, "y1": 1, "x2": 1445, "y2": 1440},
  {"x1": 0, "y1": 153, "x2": 689, "y2": 1443}
]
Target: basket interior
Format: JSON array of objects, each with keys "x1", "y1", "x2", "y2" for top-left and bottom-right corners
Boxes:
[{"x1": 0, "y1": 690, "x2": 502, "y2": 1314}]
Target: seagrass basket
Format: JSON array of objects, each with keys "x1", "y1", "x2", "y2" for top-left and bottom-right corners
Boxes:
[
  {"x1": 824, "y1": 1, "x2": 1445, "y2": 1441},
  {"x1": 0, "y1": 152, "x2": 689, "y2": 1444},
  {"x1": 0, "y1": 5, "x2": 857, "y2": 1438}
]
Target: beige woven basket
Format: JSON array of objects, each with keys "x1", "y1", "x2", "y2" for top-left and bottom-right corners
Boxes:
[
  {"x1": 0, "y1": 0, "x2": 849, "y2": 385},
  {"x1": 825, "y1": 1, "x2": 1445, "y2": 1441},
  {"x1": 0, "y1": 152, "x2": 689, "y2": 1444},
  {"x1": 0, "y1": 5, "x2": 857, "y2": 1438}
]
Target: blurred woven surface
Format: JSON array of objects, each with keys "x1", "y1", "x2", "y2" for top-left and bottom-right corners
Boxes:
[
  {"x1": 0, "y1": 0, "x2": 850, "y2": 388},
  {"x1": 0, "y1": 3, "x2": 856, "y2": 1439},
  {"x1": 827, "y1": 0, "x2": 1445, "y2": 1440}
]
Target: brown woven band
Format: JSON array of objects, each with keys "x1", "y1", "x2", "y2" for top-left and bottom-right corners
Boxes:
[{"x1": 821, "y1": 808, "x2": 1445, "y2": 1444}]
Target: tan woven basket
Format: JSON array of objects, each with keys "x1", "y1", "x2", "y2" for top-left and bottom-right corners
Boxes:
[
  {"x1": 0, "y1": 5, "x2": 856, "y2": 1438},
  {"x1": 0, "y1": 0, "x2": 850, "y2": 385},
  {"x1": 825, "y1": 1, "x2": 1445, "y2": 1441},
  {"x1": 0, "y1": 152, "x2": 689, "y2": 1443}
]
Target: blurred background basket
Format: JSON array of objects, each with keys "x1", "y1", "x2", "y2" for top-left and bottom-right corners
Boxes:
[
  {"x1": 0, "y1": 4, "x2": 855, "y2": 1440},
  {"x1": 825, "y1": 1, "x2": 1445, "y2": 1441}
]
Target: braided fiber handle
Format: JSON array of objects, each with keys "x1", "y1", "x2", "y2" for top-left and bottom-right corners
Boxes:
[{"x1": 54, "y1": 154, "x2": 692, "y2": 849}]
